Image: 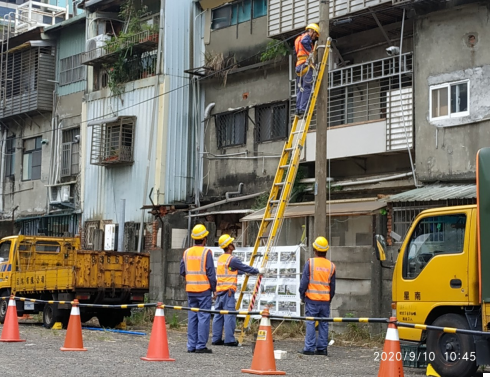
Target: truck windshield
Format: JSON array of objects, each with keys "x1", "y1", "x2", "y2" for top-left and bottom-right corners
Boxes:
[
  {"x1": 403, "y1": 214, "x2": 466, "y2": 279},
  {"x1": 0, "y1": 241, "x2": 11, "y2": 262}
]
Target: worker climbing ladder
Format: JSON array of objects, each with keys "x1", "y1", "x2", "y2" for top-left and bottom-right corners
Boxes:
[{"x1": 236, "y1": 38, "x2": 332, "y2": 344}]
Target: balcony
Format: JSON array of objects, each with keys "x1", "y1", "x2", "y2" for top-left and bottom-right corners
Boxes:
[
  {"x1": 0, "y1": 45, "x2": 56, "y2": 119},
  {"x1": 294, "y1": 53, "x2": 413, "y2": 161},
  {"x1": 2, "y1": 1, "x2": 68, "y2": 37},
  {"x1": 81, "y1": 30, "x2": 158, "y2": 66}
]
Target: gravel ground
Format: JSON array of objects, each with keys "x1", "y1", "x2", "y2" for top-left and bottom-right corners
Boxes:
[{"x1": 0, "y1": 321, "x2": 485, "y2": 377}]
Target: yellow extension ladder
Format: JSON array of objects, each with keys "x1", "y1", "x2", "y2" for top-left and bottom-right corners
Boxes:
[{"x1": 236, "y1": 38, "x2": 332, "y2": 344}]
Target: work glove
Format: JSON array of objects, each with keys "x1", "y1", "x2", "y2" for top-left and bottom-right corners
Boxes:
[{"x1": 258, "y1": 267, "x2": 267, "y2": 275}]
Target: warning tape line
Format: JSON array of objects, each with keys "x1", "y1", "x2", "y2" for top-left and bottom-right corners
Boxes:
[
  {"x1": 5, "y1": 295, "x2": 490, "y2": 336},
  {"x1": 396, "y1": 321, "x2": 490, "y2": 337}
]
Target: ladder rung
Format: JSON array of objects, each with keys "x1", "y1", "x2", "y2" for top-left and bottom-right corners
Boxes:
[
  {"x1": 292, "y1": 131, "x2": 304, "y2": 135},
  {"x1": 274, "y1": 182, "x2": 285, "y2": 186},
  {"x1": 264, "y1": 218, "x2": 275, "y2": 222},
  {"x1": 279, "y1": 165, "x2": 290, "y2": 169},
  {"x1": 284, "y1": 148, "x2": 294, "y2": 152},
  {"x1": 269, "y1": 200, "x2": 280, "y2": 204}
]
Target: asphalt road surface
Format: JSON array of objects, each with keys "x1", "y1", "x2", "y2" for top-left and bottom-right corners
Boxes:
[{"x1": 0, "y1": 322, "x2": 486, "y2": 377}]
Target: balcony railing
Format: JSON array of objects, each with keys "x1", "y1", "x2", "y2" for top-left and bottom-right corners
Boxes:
[
  {"x1": 1, "y1": 1, "x2": 68, "y2": 38},
  {"x1": 81, "y1": 30, "x2": 159, "y2": 66},
  {"x1": 291, "y1": 53, "x2": 413, "y2": 158}
]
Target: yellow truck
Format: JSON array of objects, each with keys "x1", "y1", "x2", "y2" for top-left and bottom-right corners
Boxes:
[
  {"x1": 375, "y1": 148, "x2": 490, "y2": 377},
  {"x1": 0, "y1": 235, "x2": 150, "y2": 329}
]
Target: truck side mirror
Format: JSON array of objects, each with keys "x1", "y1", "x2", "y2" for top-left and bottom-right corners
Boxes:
[
  {"x1": 375, "y1": 234, "x2": 387, "y2": 261},
  {"x1": 374, "y1": 234, "x2": 394, "y2": 269}
]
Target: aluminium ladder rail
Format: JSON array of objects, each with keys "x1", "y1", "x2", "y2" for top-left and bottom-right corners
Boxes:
[{"x1": 236, "y1": 38, "x2": 332, "y2": 344}]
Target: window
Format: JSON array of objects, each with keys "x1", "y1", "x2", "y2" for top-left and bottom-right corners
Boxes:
[
  {"x1": 61, "y1": 128, "x2": 80, "y2": 177},
  {"x1": 90, "y1": 117, "x2": 136, "y2": 166},
  {"x1": 22, "y1": 136, "x2": 42, "y2": 181},
  {"x1": 430, "y1": 81, "x2": 469, "y2": 120},
  {"x1": 60, "y1": 53, "x2": 86, "y2": 86},
  {"x1": 0, "y1": 241, "x2": 10, "y2": 262},
  {"x1": 403, "y1": 214, "x2": 466, "y2": 279},
  {"x1": 5, "y1": 136, "x2": 15, "y2": 177},
  {"x1": 216, "y1": 110, "x2": 247, "y2": 148},
  {"x1": 256, "y1": 101, "x2": 288, "y2": 142},
  {"x1": 211, "y1": 0, "x2": 268, "y2": 30}
]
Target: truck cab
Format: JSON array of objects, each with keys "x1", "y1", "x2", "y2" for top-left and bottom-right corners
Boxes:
[{"x1": 377, "y1": 205, "x2": 486, "y2": 377}]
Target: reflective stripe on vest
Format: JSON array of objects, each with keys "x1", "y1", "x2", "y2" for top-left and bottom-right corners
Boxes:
[
  {"x1": 295, "y1": 33, "x2": 311, "y2": 66},
  {"x1": 184, "y1": 246, "x2": 211, "y2": 292},
  {"x1": 216, "y1": 254, "x2": 238, "y2": 292},
  {"x1": 305, "y1": 257, "x2": 335, "y2": 301}
]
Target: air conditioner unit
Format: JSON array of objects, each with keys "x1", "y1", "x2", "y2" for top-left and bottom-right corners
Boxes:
[
  {"x1": 60, "y1": 185, "x2": 71, "y2": 203},
  {"x1": 85, "y1": 34, "x2": 111, "y2": 57},
  {"x1": 49, "y1": 186, "x2": 61, "y2": 204},
  {"x1": 104, "y1": 224, "x2": 116, "y2": 251}
]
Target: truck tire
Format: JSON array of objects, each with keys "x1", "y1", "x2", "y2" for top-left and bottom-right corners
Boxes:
[
  {"x1": 0, "y1": 297, "x2": 8, "y2": 324},
  {"x1": 97, "y1": 310, "x2": 125, "y2": 329},
  {"x1": 426, "y1": 313, "x2": 478, "y2": 377},
  {"x1": 43, "y1": 304, "x2": 69, "y2": 329}
]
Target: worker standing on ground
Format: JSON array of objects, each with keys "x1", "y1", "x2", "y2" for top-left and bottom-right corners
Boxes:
[
  {"x1": 212, "y1": 234, "x2": 266, "y2": 346},
  {"x1": 294, "y1": 23, "x2": 320, "y2": 116},
  {"x1": 180, "y1": 224, "x2": 217, "y2": 353},
  {"x1": 298, "y1": 236, "x2": 336, "y2": 355}
]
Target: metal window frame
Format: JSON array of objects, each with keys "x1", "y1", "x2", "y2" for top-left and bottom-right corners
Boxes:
[
  {"x1": 215, "y1": 109, "x2": 248, "y2": 149},
  {"x1": 255, "y1": 100, "x2": 289, "y2": 143},
  {"x1": 5, "y1": 136, "x2": 15, "y2": 178},
  {"x1": 22, "y1": 136, "x2": 42, "y2": 181},
  {"x1": 429, "y1": 80, "x2": 470, "y2": 121}
]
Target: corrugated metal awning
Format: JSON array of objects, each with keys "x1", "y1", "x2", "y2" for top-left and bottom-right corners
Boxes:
[
  {"x1": 387, "y1": 184, "x2": 476, "y2": 203},
  {"x1": 240, "y1": 199, "x2": 385, "y2": 222},
  {"x1": 188, "y1": 209, "x2": 254, "y2": 218}
]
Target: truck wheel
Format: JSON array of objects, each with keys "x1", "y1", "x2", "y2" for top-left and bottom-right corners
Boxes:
[
  {"x1": 426, "y1": 313, "x2": 478, "y2": 377},
  {"x1": 97, "y1": 311, "x2": 125, "y2": 328},
  {"x1": 43, "y1": 304, "x2": 62, "y2": 329},
  {"x1": 0, "y1": 298, "x2": 8, "y2": 324}
]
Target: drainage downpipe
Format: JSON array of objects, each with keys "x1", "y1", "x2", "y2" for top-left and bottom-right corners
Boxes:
[
  {"x1": 0, "y1": 130, "x2": 6, "y2": 213},
  {"x1": 300, "y1": 172, "x2": 413, "y2": 188}
]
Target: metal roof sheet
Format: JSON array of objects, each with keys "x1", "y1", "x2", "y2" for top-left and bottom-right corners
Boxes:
[
  {"x1": 240, "y1": 199, "x2": 386, "y2": 222},
  {"x1": 387, "y1": 184, "x2": 476, "y2": 203}
]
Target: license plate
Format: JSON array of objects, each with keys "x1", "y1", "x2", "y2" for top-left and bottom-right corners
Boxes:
[{"x1": 24, "y1": 302, "x2": 34, "y2": 310}]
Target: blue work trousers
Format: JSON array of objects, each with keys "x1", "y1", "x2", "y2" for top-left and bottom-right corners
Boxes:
[
  {"x1": 187, "y1": 294, "x2": 212, "y2": 351},
  {"x1": 212, "y1": 291, "x2": 237, "y2": 343},
  {"x1": 304, "y1": 300, "x2": 330, "y2": 352},
  {"x1": 295, "y1": 63, "x2": 314, "y2": 113}
]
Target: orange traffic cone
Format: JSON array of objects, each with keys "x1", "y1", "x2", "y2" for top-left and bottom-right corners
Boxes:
[
  {"x1": 141, "y1": 303, "x2": 175, "y2": 361},
  {"x1": 378, "y1": 317, "x2": 404, "y2": 377},
  {"x1": 0, "y1": 296, "x2": 26, "y2": 342},
  {"x1": 242, "y1": 308, "x2": 285, "y2": 375},
  {"x1": 60, "y1": 299, "x2": 87, "y2": 351}
]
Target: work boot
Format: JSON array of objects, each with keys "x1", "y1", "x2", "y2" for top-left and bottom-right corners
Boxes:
[
  {"x1": 212, "y1": 339, "x2": 224, "y2": 345},
  {"x1": 298, "y1": 349, "x2": 315, "y2": 355},
  {"x1": 315, "y1": 349, "x2": 328, "y2": 356},
  {"x1": 195, "y1": 347, "x2": 213, "y2": 354},
  {"x1": 187, "y1": 349, "x2": 195, "y2": 353},
  {"x1": 224, "y1": 340, "x2": 239, "y2": 347}
]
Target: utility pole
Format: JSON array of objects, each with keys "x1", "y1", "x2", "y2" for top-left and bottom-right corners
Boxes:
[{"x1": 313, "y1": 0, "x2": 329, "y2": 247}]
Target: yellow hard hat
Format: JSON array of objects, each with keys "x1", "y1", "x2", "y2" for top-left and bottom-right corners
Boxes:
[
  {"x1": 191, "y1": 224, "x2": 209, "y2": 240},
  {"x1": 306, "y1": 23, "x2": 320, "y2": 35},
  {"x1": 313, "y1": 236, "x2": 329, "y2": 252},
  {"x1": 218, "y1": 234, "x2": 234, "y2": 249}
]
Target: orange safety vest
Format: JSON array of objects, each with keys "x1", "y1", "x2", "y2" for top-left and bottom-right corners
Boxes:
[
  {"x1": 305, "y1": 257, "x2": 335, "y2": 301},
  {"x1": 216, "y1": 254, "x2": 238, "y2": 292},
  {"x1": 295, "y1": 33, "x2": 312, "y2": 66},
  {"x1": 183, "y1": 246, "x2": 211, "y2": 293}
]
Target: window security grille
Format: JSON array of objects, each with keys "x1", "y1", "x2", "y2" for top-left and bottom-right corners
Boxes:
[
  {"x1": 255, "y1": 101, "x2": 289, "y2": 142},
  {"x1": 90, "y1": 117, "x2": 136, "y2": 167},
  {"x1": 61, "y1": 128, "x2": 80, "y2": 177},
  {"x1": 60, "y1": 53, "x2": 86, "y2": 86},
  {"x1": 216, "y1": 110, "x2": 247, "y2": 148}
]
